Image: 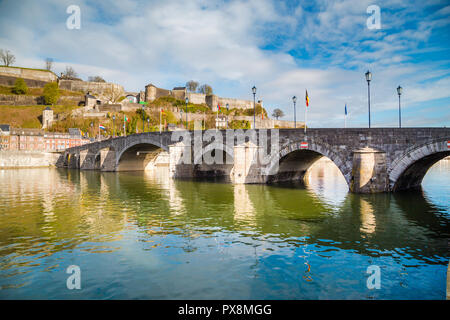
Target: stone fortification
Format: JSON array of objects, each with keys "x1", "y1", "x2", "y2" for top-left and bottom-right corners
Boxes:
[
  {"x1": 58, "y1": 80, "x2": 124, "y2": 100},
  {"x1": 0, "y1": 66, "x2": 57, "y2": 83}
]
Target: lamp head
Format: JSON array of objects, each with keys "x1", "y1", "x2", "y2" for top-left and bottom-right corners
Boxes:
[
  {"x1": 292, "y1": 96, "x2": 297, "y2": 103},
  {"x1": 185, "y1": 97, "x2": 189, "y2": 104},
  {"x1": 252, "y1": 86, "x2": 256, "y2": 94},
  {"x1": 397, "y1": 85, "x2": 402, "y2": 96},
  {"x1": 365, "y1": 70, "x2": 372, "y2": 82}
]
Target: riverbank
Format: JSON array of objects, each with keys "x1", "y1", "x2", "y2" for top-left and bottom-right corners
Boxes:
[{"x1": 0, "y1": 150, "x2": 60, "y2": 168}]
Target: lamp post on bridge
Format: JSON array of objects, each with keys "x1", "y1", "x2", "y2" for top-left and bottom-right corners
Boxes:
[
  {"x1": 90, "y1": 122, "x2": 93, "y2": 140},
  {"x1": 397, "y1": 85, "x2": 402, "y2": 128},
  {"x1": 365, "y1": 70, "x2": 372, "y2": 128},
  {"x1": 141, "y1": 105, "x2": 145, "y2": 133},
  {"x1": 226, "y1": 103, "x2": 229, "y2": 129},
  {"x1": 112, "y1": 115, "x2": 115, "y2": 137},
  {"x1": 292, "y1": 96, "x2": 297, "y2": 128},
  {"x1": 147, "y1": 117, "x2": 150, "y2": 132},
  {"x1": 185, "y1": 96, "x2": 189, "y2": 129},
  {"x1": 252, "y1": 86, "x2": 256, "y2": 129}
]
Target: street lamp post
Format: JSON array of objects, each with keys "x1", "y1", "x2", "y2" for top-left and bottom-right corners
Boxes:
[
  {"x1": 226, "y1": 103, "x2": 229, "y2": 129},
  {"x1": 252, "y1": 86, "x2": 256, "y2": 129},
  {"x1": 112, "y1": 115, "x2": 116, "y2": 137},
  {"x1": 292, "y1": 96, "x2": 297, "y2": 128},
  {"x1": 185, "y1": 97, "x2": 189, "y2": 129},
  {"x1": 365, "y1": 70, "x2": 372, "y2": 128},
  {"x1": 397, "y1": 85, "x2": 402, "y2": 128},
  {"x1": 90, "y1": 122, "x2": 93, "y2": 139},
  {"x1": 142, "y1": 106, "x2": 145, "y2": 133},
  {"x1": 147, "y1": 117, "x2": 150, "y2": 132}
]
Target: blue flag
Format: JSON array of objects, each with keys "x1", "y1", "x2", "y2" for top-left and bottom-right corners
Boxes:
[{"x1": 345, "y1": 104, "x2": 347, "y2": 115}]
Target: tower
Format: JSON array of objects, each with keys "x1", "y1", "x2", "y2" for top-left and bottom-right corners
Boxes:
[{"x1": 42, "y1": 106, "x2": 53, "y2": 129}]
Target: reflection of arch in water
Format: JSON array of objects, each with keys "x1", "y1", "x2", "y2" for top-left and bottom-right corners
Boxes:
[
  {"x1": 266, "y1": 140, "x2": 350, "y2": 189},
  {"x1": 389, "y1": 140, "x2": 450, "y2": 191},
  {"x1": 116, "y1": 142, "x2": 164, "y2": 171}
]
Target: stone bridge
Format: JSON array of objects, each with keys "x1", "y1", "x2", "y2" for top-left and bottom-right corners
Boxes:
[{"x1": 57, "y1": 128, "x2": 450, "y2": 193}]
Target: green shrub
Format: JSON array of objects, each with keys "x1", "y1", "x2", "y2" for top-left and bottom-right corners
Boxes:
[
  {"x1": 43, "y1": 82, "x2": 60, "y2": 105},
  {"x1": 12, "y1": 78, "x2": 28, "y2": 94},
  {"x1": 229, "y1": 120, "x2": 251, "y2": 129}
]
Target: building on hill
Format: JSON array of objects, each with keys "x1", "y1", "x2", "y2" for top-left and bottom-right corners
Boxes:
[
  {"x1": 42, "y1": 107, "x2": 54, "y2": 129},
  {"x1": 85, "y1": 92, "x2": 101, "y2": 108}
]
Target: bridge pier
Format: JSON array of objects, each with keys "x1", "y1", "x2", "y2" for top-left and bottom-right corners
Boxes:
[
  {"x1": 231, "y1": 142, "x2": 265, "y2": 184},
  {"x1": 169, "y1": 143, "x2": 194, "y2": 178},
  {"x1": 350, "y1": 148, "x2": 388, "y2": 193},
  {"x1": 100, "y1": 148, "x2": 116, "y2": 171}
]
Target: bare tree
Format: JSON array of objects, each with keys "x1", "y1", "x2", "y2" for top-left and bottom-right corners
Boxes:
[
  {"x1": 88, "y1": 76, "x2": 106, "y2": 82},
  {"x1": 272, "y1": 108, "x2": 284, "y2": 120},
  {"x1": 104, "y1": 85, "x2": 122, "y2": 103},
  {"x1": 61, "y1": 66, "x2": 79, "y2": 79},
  {"x1": 186, "y1": 80, "x2": 199, "y2": 92},
  {"x1": 45, "y1": 58, "x2": 53, "y2": 71},
  {"x1": 0, "y1": 49, "x2": 16, "y2": 66},
  {"x1": 198, "y1": 84, "x2": 213, "y2": 95}
]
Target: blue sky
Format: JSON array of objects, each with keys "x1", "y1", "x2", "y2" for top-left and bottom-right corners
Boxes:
[{"x1": 0, "y1": 0, "x2": 449, "y2": 127}]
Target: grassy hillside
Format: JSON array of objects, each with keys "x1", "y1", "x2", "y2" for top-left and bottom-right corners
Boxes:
[
  {"x1": 0, "y1": 85, "x2": 83, "y2": 97},
  {"x1": 0, "y1": 105, "x2": 78, "y2": 128}
]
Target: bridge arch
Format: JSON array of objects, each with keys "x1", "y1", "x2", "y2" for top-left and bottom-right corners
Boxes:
[
  {"x1": 116, "y1": 139, "x2": 167, "y2": 171},
  {"x1": 388, "y1": 139, "x2": 450, "y2": 191},
  {"x1": 192, "y1": 143, "x2": 235, "y2": 180},
  {"x1": 266, "y1": 140, "x2": 351, "y2": 188}
]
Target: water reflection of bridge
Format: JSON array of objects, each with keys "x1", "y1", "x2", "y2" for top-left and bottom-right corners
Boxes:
[{"x1": 3, "y1": 165, "x2": 447, "y2": 264}]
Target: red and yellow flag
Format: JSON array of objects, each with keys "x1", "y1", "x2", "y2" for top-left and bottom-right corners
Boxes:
[{"x1": 305, "y1": 90, "x2": 309, "y2": 107}]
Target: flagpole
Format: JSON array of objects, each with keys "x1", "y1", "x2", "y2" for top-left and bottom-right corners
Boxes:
[
  {"x1": 345, "y1": 114, "x2": 347, "y2": 128},
  {"x1": 304, "y1": 107, "x2": 307, "y2": 134}
]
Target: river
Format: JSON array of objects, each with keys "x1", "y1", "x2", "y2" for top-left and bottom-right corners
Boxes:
[{"x1": 0, "y1": 158, "x2": 449, "y2": 299}]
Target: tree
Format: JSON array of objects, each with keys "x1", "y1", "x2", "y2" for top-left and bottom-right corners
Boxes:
[
  {"x1": 104, "y1": 86, "x2": 122, "y2": 103},
  {"x1": 88, "y1": 76, "x2": 106, "y2": 82},
  {"x1": 0, "y1": 49, "x2": 15, "y2": 66},
  {"x1": 186, "y1": 80, "x2": 199, "y2": 92},
  {"x1": 61, "y1": 66, "x2": 79, "y2": 79},
  {"x1": 43, "y1": 82, "x2": 60, "y2": 105},
  {"x1": 12, "y1": 78, "x2": 28, "y2": 95},
  {"x1": 198, "y1": 84, "x2": 213, "y2": 95},
  {"x1": 45, "y1": 58, "x2": 53, "y2": 71},
  {"x1": 272, "y1": 108, "x2": 284, "y2": 120}
]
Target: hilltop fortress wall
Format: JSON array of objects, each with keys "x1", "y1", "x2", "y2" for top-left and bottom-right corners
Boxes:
[
  {"x1": 145, "y1": 84, "x2": 254, "y2": 111},
  {"x1": 58, "y1": 80, "x2": 124, "y2": 99},
  {"x1": 0, "y1": 67, "x2": 57, "y2": 88}
]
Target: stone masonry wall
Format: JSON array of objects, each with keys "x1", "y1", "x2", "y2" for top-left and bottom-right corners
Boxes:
[
  {"x1": 58, "y1": 80, "x2": 124, "y2": 99},
  {"x1": 0, "y1": 151, "x2": 60, "y2": 168},
  {"x1": 0, "y1": 67, "x2": 57, "y2": 82}
]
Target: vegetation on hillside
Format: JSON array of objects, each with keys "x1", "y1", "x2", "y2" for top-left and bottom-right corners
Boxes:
[
  {"x1": 12, "y1": 78, "x2": 28, "y2": 95},
  {"x1": 43, "y1": 82, "x2": 60, "y2": 105},
  {"x1": 0, "y1": 105, "x2": 77, "y2": 129},
  {"x1": 0, "y1": 85, "x2": 83, "y2": 97}
]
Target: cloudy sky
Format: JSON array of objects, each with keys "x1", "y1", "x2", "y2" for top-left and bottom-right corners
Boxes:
[{"x1": 0, "y1": 0, "x2": 449, "y2": 127}]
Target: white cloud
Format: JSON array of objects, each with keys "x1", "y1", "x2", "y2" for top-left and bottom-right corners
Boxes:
[{"x1": 0, "y1": 0, "x2": 449, "y2": 127}]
